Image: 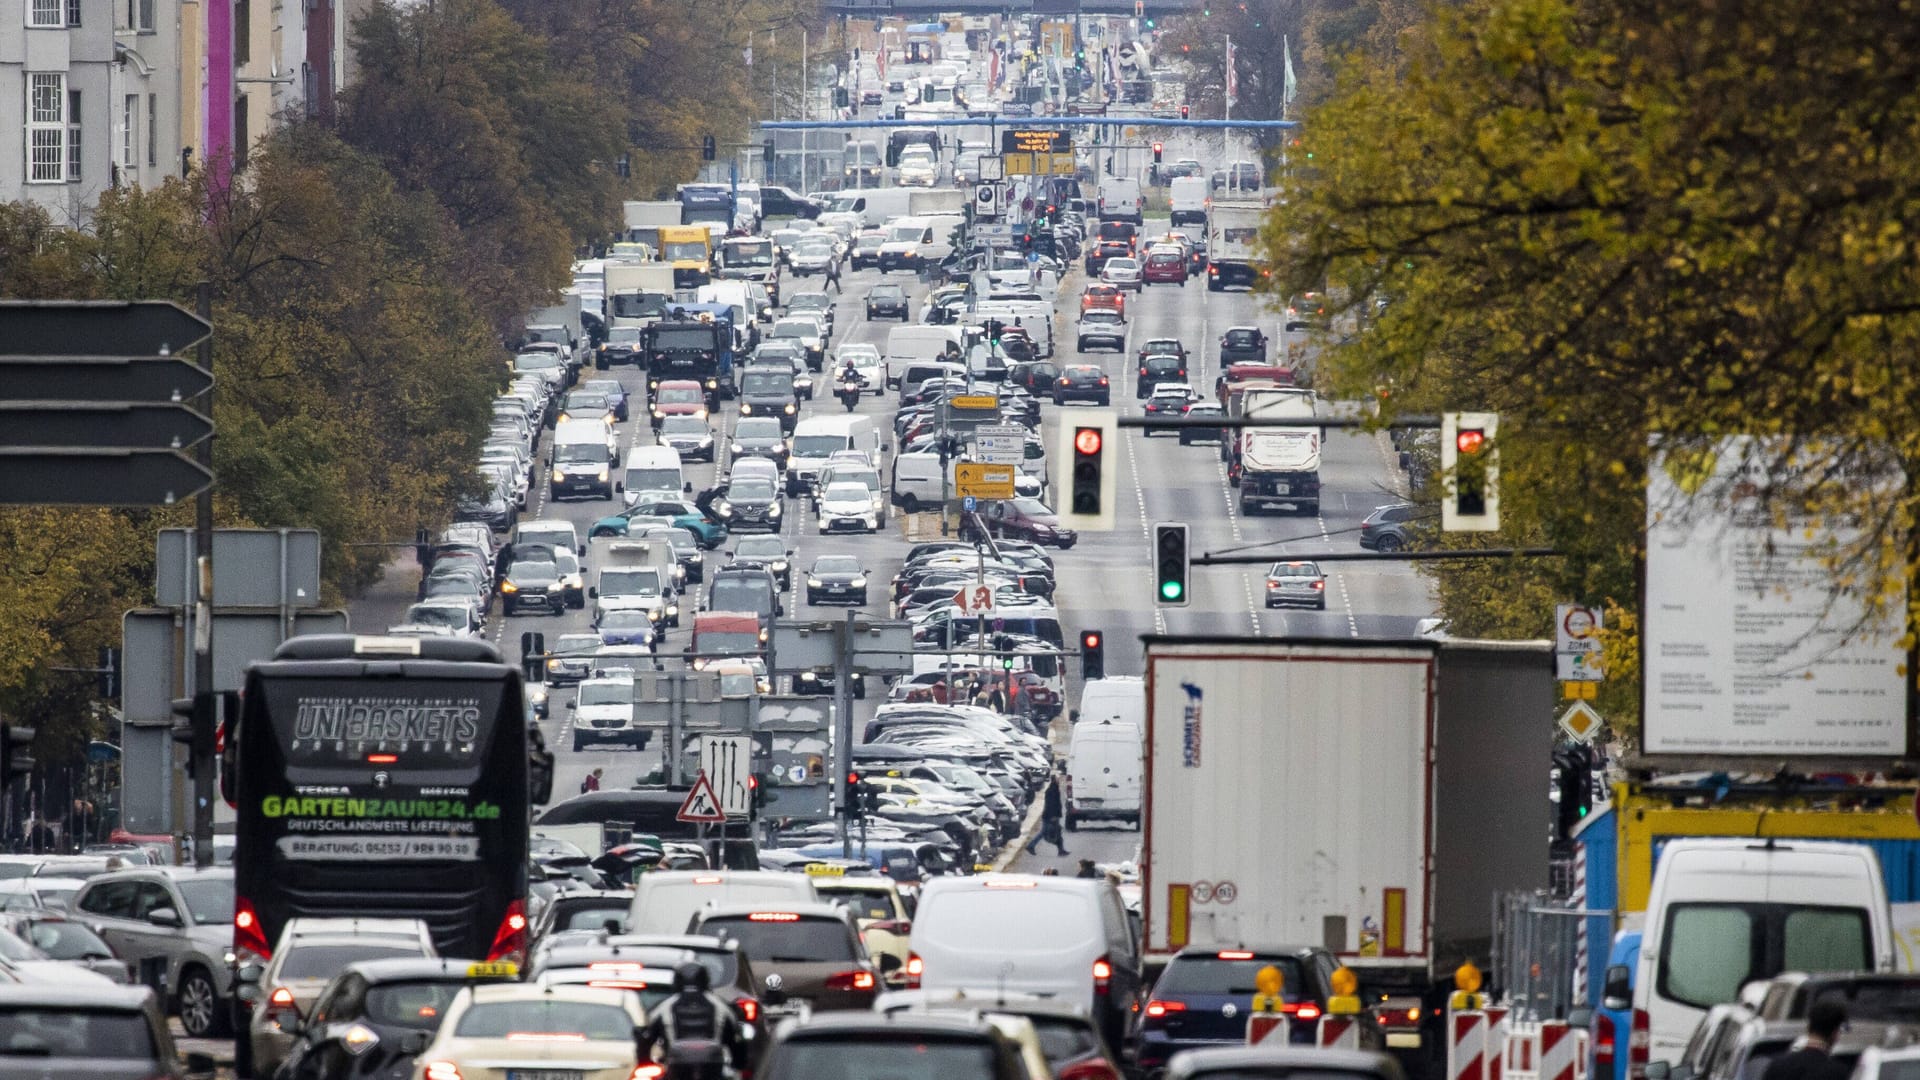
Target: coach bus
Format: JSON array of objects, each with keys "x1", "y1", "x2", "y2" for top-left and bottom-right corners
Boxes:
[{"x1": 229, "y1": 635, "x2": 553, "y2": 964}]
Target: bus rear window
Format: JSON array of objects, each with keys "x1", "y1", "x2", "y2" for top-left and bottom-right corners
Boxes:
[{"x1": 262, "y1": 679, "x2": 501, "y2": 773}]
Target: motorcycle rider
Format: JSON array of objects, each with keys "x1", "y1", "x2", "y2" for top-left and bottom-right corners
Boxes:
[{"x1": 636, "y1": 962, "x2": 750, "y2": 1077}]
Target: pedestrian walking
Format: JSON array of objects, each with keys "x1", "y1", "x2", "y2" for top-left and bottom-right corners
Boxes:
[
  {"x1": 1761, "y1": 1001, "x2": 1850, "y2": 1080},
  {"x1": 825, "y1": 256, "x2": 843, "y2": 294},
  {"x1": 1025, "y1": 770, "x2": 1069, "y2": 856},
  {"x1": 581, "y1": 767, "x2": 604, "y2": 794}
]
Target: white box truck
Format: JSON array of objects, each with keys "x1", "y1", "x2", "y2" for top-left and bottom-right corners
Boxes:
[
  {"x1": 603, "y1": 261, "x2": 677, "y2": 330},
  {"x1": 1234, "y1": 387, "x2": 1320, "y2": 515},
  {"x1": 1142, "y1": 637, "x2": 1553, "y2": 1065},
  {"x1": 622, "y1": 200, "x2": 682, "y2": 251},
  {"x1": 1207, "y1": 201, "x2": 1266, "y2": 290}
]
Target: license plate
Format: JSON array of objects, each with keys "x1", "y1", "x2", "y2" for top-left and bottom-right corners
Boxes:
[
  {"x1": 1274, "y1": 483, "x2": 1291, "y2": 494},
  {"x1": 510, "y1": 1072, "x2": 582, "y2": 1080}
]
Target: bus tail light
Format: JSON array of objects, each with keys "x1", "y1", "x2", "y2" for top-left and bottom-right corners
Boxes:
[
  {"x1": 234, "y1": 897, "x2": 271, "y2": 962},
  {"x1": 631, "y1": 1066, "x2": 666, "y2": 1080},
  {"x1": 487, "y1": 899, "x2": 529, "y2": 962},
  {"x1": 1092, "y1": 956, "x2": 1113, "y2": 995}
]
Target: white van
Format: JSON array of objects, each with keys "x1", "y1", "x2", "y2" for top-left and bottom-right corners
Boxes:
[
  {"x1": 910, "y1": 875, "x2": 1144, "y2": 1049},
  {"x1": 1098, "y1": 177, "x2": 1145, "y2": 224},
  {"x1": 1065, "y1": 719, "x2": 1142, "y2": 830},
  {"x1": 885, "y1": 326, "x2": 964, "y2": 388},
  {"x1": 1076, "y1": 676, "x2": 1144, "y2": 728},
  {"x1": 622, "y1": 445, "x2": 687, "y2": 504},
  {"x1": 551, "y1": 419, "x2": 619, "y2": 500},
  {"x1": 969, "y1": 300, "x2": 1055, "y2": 357},
  {"x1": 876, "y1": 214, "x2": 962, "y2": 272},
  {"x1": 626, "y1": 870, "x2": 818, "y2": 936},
  {"x1": 513, "y1": 519, "x2": 583, "y2": 558},
  {"x1": 1634, "y1": 839, "x2": 1895, "y2": 1067},
  {"x1": 787, "y1": 414, "x2": 882, "y2": 496},
  {"x1": 1169, "y1": 176, "x2": 1210, "y2": 227}
]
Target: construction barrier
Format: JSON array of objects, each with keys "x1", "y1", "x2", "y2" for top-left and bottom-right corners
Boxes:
[
  {"x1": 1538, "y1": 1021, "x2": 1577, "y2": 1080},
  {"x1": 1485, "y1": 1007, "x2": 1509, "y2": 1080},
  {"x1": 1246, "y1": 1012, "x2": 1289, "y2": 1046},
  {"x1": 1448, "y1": 1010, "x2": 1487, "y2": 1080},
  {"x1": 1318, "y1": 1014, "x2": 1361, "y2": 1049},
  {"x1": 1491, "y1": 1016, "x2": 1592, "y2": 1080}
]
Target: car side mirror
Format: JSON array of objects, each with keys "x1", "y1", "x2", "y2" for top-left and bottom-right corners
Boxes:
[
  {"x1": 565, "y1": 700, "x2": 576, "y2": 710},
  {"x1": 1399, "y1": 451, "x2": 1414, "y2": 470},
  {"x1": 588, "y1": 587, "x2": 599, "y2": 599},
  {"x1": 1644, "y1": 1063, "x2": 1671, "y2": 1080},
  {"x1": 685, "y1": 482, "x2": 693, "y2": 493},
  {"x1": 1567, "y1": 1007, "x2": 1593, "y2": 1029},
  {"x1": 762, "y1": 980, "x2": 789, "y2": 1006},
  {"x1": 146, "y1": 906, "x2": 182, "y2": 928},
  {"x1": 1603, "y1": 964, "x2": 1631, "y2": 1007}
]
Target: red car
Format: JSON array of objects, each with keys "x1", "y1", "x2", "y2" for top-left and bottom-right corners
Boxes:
[
  {"x1": 649, "y1": 380, "x2": 709, "y2": 430},
  {"x1": 1080, "y1": 283, "x2": 1126, "y2": 317},
  {"x1": 1141, "y1": 246, "x2": 1189, "y2": 284},
  {"x1": 963, "y1": 496, "x2": 1078, "y2": 549}
]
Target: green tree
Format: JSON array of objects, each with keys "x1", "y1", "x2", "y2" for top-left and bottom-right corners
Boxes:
[{"x1": 1271, "y1": 0, "x2": 1920, "y2": 709}]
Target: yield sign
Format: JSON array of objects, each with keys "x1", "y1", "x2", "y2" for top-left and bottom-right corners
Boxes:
[{"x1": 676, "y1": 771, "x2": 727, "y2": 824}]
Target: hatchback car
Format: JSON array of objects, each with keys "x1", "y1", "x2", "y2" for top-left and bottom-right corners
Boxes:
[
  {"x1": 1285, "y1": 292, "x2": 1332, "y2": 331},
  {"x1": 0, "y1": 984, "x2": 210, "y2": 1079},
  {"x1": 1358, "y1": 503, "x2": 1420, "y2": 552},
  {"x1": 691, "y1": 902, "x2": 883, "y2": 1013},
  {"x1": 1142, "y1": 385, "x2": 1200, "y2": 432},
  {"x1": 1085, "y1": 239, "x2": 1134, "y2": 275},
  {"x1": 658, "y1": 414, "x2": 716, "y2": 462},
  {"x1": 1143, "y1": 245, "x2": 1190, "y2": 284},
  {"x1": 1264, "y1": 561, "x2": 1329, "y2": 610},
  {"x1": 1180, "y1": 404, "x2": 1226, "y2": 445},
  {"x1": 1137, "y1": 946, "x2": 1380, "y2": 1071},
  {"x1": 1076, "y1": 311, "x2": 1127, "y2": 353},
  {"x1": 866, "y1": 284, "x2": 911, "y2": 321},
  {"x1": 807, "y1": 555, "x2": 869, "y2": 607},
  {"x1": 1219, "y1": 326, "x2": 1270, "y2": 364},
  {"x1": 649, "y1": 379, "x2": 710, "y2": 430},
  {"x1": 272, "y1": 958, "x2": 521, "y2": 1080},
  {"x1": 1080, "y1": 283, "x2": 1126, "y2": 317},
  {"x1": 1054, "y1": 364, "x2": 1112, "y2": 405},
  {"x1": 1137, "y1": 353, "x2": 1190, "y2": 398},
  {"x1": 410, "y1": 982, "x2": 646, "y2": 1080},
  {"x1": 1100, "y1": 258, "x2": 1143, "y2": 292}
]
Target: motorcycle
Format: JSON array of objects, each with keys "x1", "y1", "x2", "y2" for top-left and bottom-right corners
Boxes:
[{"x1": 836, "y1": 374, "x2": 866, "y2": 411}]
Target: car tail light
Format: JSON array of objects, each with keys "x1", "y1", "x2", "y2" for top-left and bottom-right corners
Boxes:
[
  {"x1": 631, "y1": 1066, "x2": 667, "y2": 1080},
  {"x1": 487, "y1": 898, "x2": 528, "y2": 962},
  {"x1": 734, "y1": 996, "x2": 761, "y2": 1023},
  {"x1": 423, "y1": 1063, "x2": 464, "y2": 1080},
  {"x1": 1627, "y1": 1008, "x2": 1650, "y2": 1078},
  {"x1": 1058, "y1": 377, "x2": 1069, "y2": 386},
  {"x1": 1143, "y1": 1000, "x2": 1186, "y2": 1020},
  {"x1": 1058, "y1": 1059, "x2": 1122, "y2": 1080},
  {"x1": 867, "y1": 919, "x2": 912, "y2": 935},
  {"x1": 827, "y1": 969, "x2": 877, "y2": 991},
  {"x1": 1092, "y1": 956, "x2": 1113, "y2": 995},
  {"x1": 1295, "y1": 1003, "x2": 1323, "y2": 1021},
  {"x1": 1099, "y1": 378, "x2": 1109, "y2": 386},
  {"x1": 905, "y1": 954, "x2": 923, "y2": 987},
  {"x1": 1312, "y1": 581, "x2": 1325, "y2": 591},
  {"x1": 1595, "y1": 1013, "x2": 1616, "y2": 1067},
  {"x1": 234, "y1": 897, "x2": 271, "y2": 961}
]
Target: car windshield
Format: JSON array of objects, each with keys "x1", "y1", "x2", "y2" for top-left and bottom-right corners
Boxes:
[
  {"x1": 556, "y1": 443, "x2": 611, "y2": 464},
  {"x1": 825, "y1": 483, "x2": 868, "y2": 502},
  {"x1": 886, "y1": 226, "x2": 924, "y2": 243},
  {"x1": 710, "y1": 581, "x2": 771, "y2": 614},
  {"x1": 776, "y1": 1038, "x2": 996, "y2": 1080},
  {"x1": 600, "y1": 570, "x2": 663, "y2": 597},
  {"x1": 658, "y1": 387, "x2": 703, "y2": 405},
  {"x1": 1807, "y1": 979, "x2": 1920, "y2": 1022},
  {"x1": 737, "y1": 539, "x2": 785, "y2": 559},
  {"x1": 661, "y1": 416, "x2": 709, "y2": 436},
  {"x1": 736, "y1": 419, "x2": 783, "y2": 440},
  {"x1": 1158, "y1": 955, "x2": 1308, "y2": 998},
  {"x1": 742, "y1": 372, "x2": 794, "y2": 395},
  {"x1": 796, "y1": 238, "x2": 835, "y2": 253},
  {"x1": 823, "y1": 889, "x2": 894, "y2": 922},
  {"x1": 514, "y1": 353, "x2": 561, "y2": 371},
  {"x1": 700, "y1": 915, "x2": 856, "y2": 963},
  {"x1": 1011, "y1": 498, "x2": 1051, "y2": 516},
  {"x1": 566, "y1": 393, "x2": 609, "y2": 411},
  {"x1": 16, "y1": 919, "x2": 112, "y2": 960},
  {"x1": 814, "y1": 556, "x2": 860, "y2": 575},
  {"x1": 870, "y1": 287, "x2": 904, "y2": 300},
  {"x1": 454, "y1": 999, "x2": 633, "y2": 1039},
  {"x1": 579, "y1": 683, "x2": 632, "y2": 707},
  {"x1": 663, "y1": 241, "x2": 708, "y2": 261},
  {"x1": 600, "y1": 611, "x2": 651, "y2": 630},
  {"x1": 1270, "y1": 563, "x2": 1323, "y2": 578},
  {"x1": 280, "y1": 942, "x2": 422, "y2": 979},
  {"x1": 365, "y1": 981, "x2": 465, "y2": 1029},
  {"x1": 404, "y1": 606, "x2": 465, "y2": 628},
  {"x1": 731, "y1": 480, "x2": 776, "y2": 501},
  {"x1": 725, "y1": 240, "x2": 774, "y2": 267},
  {"x1": 1084, "y1": 312, "x2": 1120, "y2": 325},
  {"x1": 556, "y1": 634, "x2": 600, "y2": 653},
  {"x1": 1227, "y1": 330, "x2": 1261, "y2": 344},
  {"x1": 773, "y1": 322, "x2": 814, "y2": 339},
  {"x1": 1146, "y1": 356, "x2": 1183, "y2": 371},
  {"x1": 1107, "y1": 259, "x2": 1138, "y2": 271},
  {"x1": 0, "y1": 1007, "x2": 158, "y2": 1059}
]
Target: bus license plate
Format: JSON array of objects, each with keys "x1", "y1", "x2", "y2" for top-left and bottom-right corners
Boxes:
[{"x1": 509, "y1": 1072, "x2": 582, "y2": 1080}]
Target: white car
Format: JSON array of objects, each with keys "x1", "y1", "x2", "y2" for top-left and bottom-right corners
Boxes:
[
  {"x1": 411, "y1": 982, "x2": 647, "y2": 1080},
  {"x1": 898, "y1": 152, "x2": 938, "y2": 187},
  {"x1": 769, "y1": 316, "x2": 828, "y2": 368},
  {"x1": 835, "y1": 343, "x2": 885, "y2": 396},
  {"x1": 818, "y1": 481, "x2": 881, "y2": 533},
  {"x1": 386, "y1": 600, "x2": 484, "y2": 639},
  {"x1": 569, "y1": 676, "x2": 644, "y2": 750},
  {"x1": 788, "y1": 236, "x2": 838, "y2": 276},
  {"x1": 1101, "y1": 256, "x2": 1143, "y2": 291}
]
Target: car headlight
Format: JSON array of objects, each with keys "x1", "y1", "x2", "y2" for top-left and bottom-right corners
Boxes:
[
  {"x1": 768, "y1": 503, "x2": 782, "y2": 516},
  {"x1": 715, "y1": 499, "x2": 732, "y2": 514},
  {"x1": 739, "y1": 403, "x2": 753, "y2": 415},
  {"x1": 667, "y1": 604, "x2": 679, "y2": 615},
  {"x1": 648, "y1": 608, "x2": 663, "y2": 621},
  {"x1": 546, "y1": 658, "x2": 561, "y2": 669},
  {"x1": 783, "y1": 403, "x2": 796, "y2": 414},
  {"x1": 551, "y1": 467, "x2": 565, "y2": 483},
  {"x1": 850, "y1": 576, "x2": 866, "y2": 588},
  {"x1": 731, "y1": 443, "x2": 744, "y2": 454},
  {"x1": 501, "y1": 581, "x2": 519, "y2": 593},
  {"x1": 597, "y1": 466, "x2": 609, "y2": 481},
  {"x1": 772, "y1": 560, "x2": 787, "y2": 572},
  {"x1": 807, "y1": 576, "x2": 824, "y2": 587}
]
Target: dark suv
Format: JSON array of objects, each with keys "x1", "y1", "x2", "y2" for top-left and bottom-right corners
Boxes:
[
  {"x1": 1219, "y1": 326, "x2": 1270, "y2": 364},
  {"x1": 759, "y1": 1012, "x2": 1033, "y2": 1080},
  {"x1": 1136, "y1": 353, "x2": 1190, "y2": 398},
  {"x1": 1053, "y1": 364, "x2": 1112, "y2": 406},
  {"x1": 1136, "y1": 945, "x2": 1382, "y2": 1072},
  {"x1": 865, "y1": 284, "x2": 911, "y2": 321},
  {"x1": 1358, "y1": 503, "x2": 1420, "y2": 552}
]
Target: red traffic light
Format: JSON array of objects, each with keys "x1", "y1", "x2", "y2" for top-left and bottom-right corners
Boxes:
[
  {"x1": 1082, "y1": 631, "x2": 1103, "y2": 649},
  {"x1": 1152, "y1": 141, "x2": 1163, "y2": 152},
  {"x1": 1075, "y1": 429, "x2": 1103, "y2": 455},
  {"x1": 1456, "y1": 429, "x2": 1486, "y2": 455}
]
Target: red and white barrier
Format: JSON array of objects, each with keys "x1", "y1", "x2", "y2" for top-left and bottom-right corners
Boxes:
[
  {"x1": 1246, "y1": 1012, "x2": 1289, "y2": 1046},
  {"x1": 1319, "y1": 1014, "x2": 1361, "y2": 1049},
  {"x1": 1539, "y1": 1022, "x2": 1577, "y2": 1080},
  {"x1": 1484, "y1": 1007, "x2": 1509, "y2": 1080},
  {"x1": 1449, "y1": 1011, "x2": 1487, "y2": 1080}
]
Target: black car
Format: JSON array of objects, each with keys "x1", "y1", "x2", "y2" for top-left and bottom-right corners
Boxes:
[
  {"x1": 806, "y1": 554, "x2": 868, "y2": 606},
  {"x1": 658, "y1": 414, "x2": 717, "y2": 462},
  {"x1": 1006, "y1": 360, "x2": 1061, "y2": 395},
  {"x1": 273, "y1": 958, "x2": 520, "y2": 1080},
  {"x1": 793, "y1": 668, "x2": 866, "y2": 698},
  {"x1": 850, "y1": 231, "x2": 888, "y2": 270},
  {"x1": 1137, "y1": 946, "x2": 1382, "y2": 1071},
  {"x1": 597, "y1": 326, "x2": 646, "y2": 368},
  {"x1": 1054, "y1": 364, "x2": 1112, "y2": 406},
  {"x1": 1180, "y1": 403, "x2": 1226, "y2": 445},
  {"x1": 757, "y1": 184, "x2": 822, "y2": 219},
  {"x1": 737, "y1": 366, "x2": 802, "y2": 434},
  {"x1": 866, "y1": 283, "x2": 911, "y2": 321},
  {"x1": 731, "y1": 417, "x2": 791, "y2": 468},
  {"x1": 706, "y1": 566, "x2": 782, "y2": 619},
  {"x1": 730, "y1": 536, "x2": 793, "y2": 590},
  {"x1": 501, "y1": 548, "x2": 571, "y2": 614},
  {"x1": 712, "y1": 477, "x2": 783, "y2": 532},
  {"x1": 1220, "y1": 326, "x2": 1270, "y2": 364},
  {"x1": 1137, "y1": 353, "x2": 1190, "y2": 398}
]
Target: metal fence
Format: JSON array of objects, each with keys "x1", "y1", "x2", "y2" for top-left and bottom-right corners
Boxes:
[{"x1": 1491, "y1": 888, "x2": 1584, "y2": 1021}]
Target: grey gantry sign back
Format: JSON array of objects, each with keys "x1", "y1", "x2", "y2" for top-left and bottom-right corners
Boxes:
[{"x1": 0, "y1": 301, "x2": 214, "y2": 505}]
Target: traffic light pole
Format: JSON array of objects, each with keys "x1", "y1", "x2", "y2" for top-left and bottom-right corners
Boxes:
[
  {"x1": 191, "y1": 282, "x2": 215, "y2": 870},
  {"x1": 835, "y1": 609, "x2": 855, "y2": 858}
]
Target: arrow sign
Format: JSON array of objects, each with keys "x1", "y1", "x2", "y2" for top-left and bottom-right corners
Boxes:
[
  {"x1": 0, "y1": 356, "x2": 214, "y2": 403},
  {"x1": 675, "y1": 771, "x2": 727, "y2": 824},
  {"x1": 0, "y1": 449, "x2": 213, "y2": 506},
  {"x1": 0, "y1": 301, "x2": 211, "y2": 357},
  {"x1": 0, "y1": 403, "x2": 213, "y2": 449}
]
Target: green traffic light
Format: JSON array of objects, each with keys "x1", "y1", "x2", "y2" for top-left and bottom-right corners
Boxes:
[{"x1": 1160, "y1": 581, "x2": 1184, "y2": 601}]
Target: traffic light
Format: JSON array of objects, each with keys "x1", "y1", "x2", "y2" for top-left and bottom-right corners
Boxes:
[
  {"x1": 701, "y1": 134, "x2": 716, "y2": 161},
  {"x1": 1152, "y1": 142, "x2": 1163, "y2": 163},
  {"x1": 1057, "y1": 410, "x2": 1117, "y2": 531},
  {"x1": 0, "y1": 724, "x2": 32, "y2": 792},
  {"x1": 1552, "y1": 747, "x2": 1593, "y2": 841},
  {"x1": 1441, "y1": 412, "x2": 1500, "y2": 531},
  {"x1": 834, "y1": 87, "x2": 850, "y2": 108},
  {"x1": 1153, "y1": 522, "x2": 1190, "y2": 607},
  {"x1": 861, "y1": 781, "x2": 882, "y2": 816},
  {"x1": 843, "y1": 772, "x2": 862, "y2": 819},
  {"x1": 520, "y1": 631, "x2": 546, "y2": 684},
  {"x1": 1180, "y1": 104, "x2": 1191, "y2": 119},
  {"x1": 764, "y1": 139, "x2": 775, "y2": 165},
  {"x1": 1080, "y1": 631, "x2": 1106, "y2": 681},
  {"x1": 170, "y1": 694, "x2": 216, "y2": 780}
]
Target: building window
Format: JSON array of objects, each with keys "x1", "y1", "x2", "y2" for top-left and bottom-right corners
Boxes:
[
  {"x1": 234, "y1": 94, "x2": 249, "y2": 169},
  {"x1": 68, "y1": 89, "x2": 82, "y2": 182},
  {"x1": 28, "y1": 0, "x2": 63, "y2": 28},
  {"x1": 234, "y1": 0, "x2": 250, "y2": 64},
  {"x1": 26, "y1": 74, "x2": 64, "y2": 183},
  {"x1": 126, "y1": 0, "x2": 152, "y2": 30},
  {"x1": 147, "y1": 93, "x2": 157, "y2": 167},
  {"x1": 123, "y1": 94, "x2": 137, "y2": 168},
  {"x1": 66, "y1": 0, "x2": 80, "y2": 26}
]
